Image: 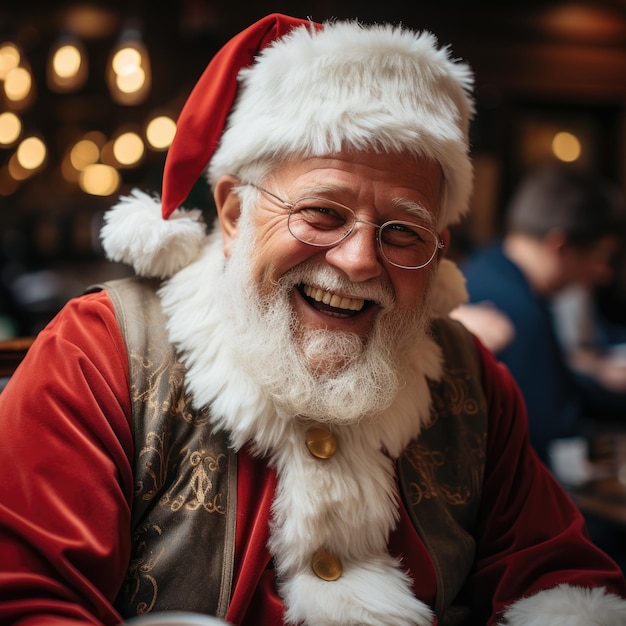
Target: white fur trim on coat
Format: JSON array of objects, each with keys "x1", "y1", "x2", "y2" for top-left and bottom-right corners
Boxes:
[
  {"x1": 499, "y1": 584, "x2": 626, "y2": 626},
  {"x1": 100, "y1": 189, "x2": 208, "y2": 279}
]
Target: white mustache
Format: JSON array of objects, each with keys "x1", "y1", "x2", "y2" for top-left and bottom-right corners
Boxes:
[{"x1": 279, "y1": 263, "x2": 395, "y2": 309}]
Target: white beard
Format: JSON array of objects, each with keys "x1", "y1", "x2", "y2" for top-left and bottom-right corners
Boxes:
[
  {"x1": 159, "y1": 219, "x2": 454, "y2": 626},
  {"x1": 222, "y1": 212, "x2": 432, "y2": 425}
]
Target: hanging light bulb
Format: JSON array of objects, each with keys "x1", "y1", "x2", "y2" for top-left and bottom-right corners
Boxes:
[
  {"x1": 552, "y1": 131, "x2": 582, "y2": 163},
  {"x1": 145, "y1": 113, "x2": 176, "y2": 151},
  {"x1": 7, "y1": 135, "x2": 46, "y2": 182},
  {"x1": 112, "y1": 129, "x2": 145, "y2": 167},
  {"x1": 79, "y1": 163, "x2": 120, "y2": 196},
  {"x1": 0, "y1": 42, "x2": 21, "y2": 81},
  {"x1": 16, "y1": 135, "x2": 47, "y2": 172},
  {"x1": 47, "y1": 34, "x2": 88, "y2": 92},
  {"x1": 0, "y1": 111, "x2": 22, "y2": 146},
  {"x1": 1, "y1": 39, "x2": 34, "y2": 110},
  {"x1": 3, "y1": 62, "x2": 35, "y2": 110},
  {"x1": 106, "y1": 18, "x2": 151, "y2": 105}
]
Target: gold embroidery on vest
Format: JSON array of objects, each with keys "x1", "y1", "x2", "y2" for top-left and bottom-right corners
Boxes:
[
  {"x1": 403, "y1": 432, "x2": 485, "y2": 508},
  {"x1": 124, "y1": 522, "x2": 163, "y2": 615},
  {"x1": 160, "y1": 447, "x2": 228, "y2": 513},
  {"x1": 399, "y1": 318, "x2": 487, "y2": 624},
  {"x1": 96, "y1": 277, "x2": 237, "y2": 619},
  {"x1": 429, "y1": 365, "x2": 481, "y2": 421},
  {"x1": 403, "y1": 362, "x2": 485, "y2": 508}
]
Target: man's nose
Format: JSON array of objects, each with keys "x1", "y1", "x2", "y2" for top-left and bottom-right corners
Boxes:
[{"x1": 323, "y1": 224, "x2": 384, "y2": 282}]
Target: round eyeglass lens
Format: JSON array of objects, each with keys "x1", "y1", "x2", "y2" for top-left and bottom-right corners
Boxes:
[
  {"x1": 287, "y1": 199, "x2": 354, "y2": 247},
  {"x1": 379, "y1": 222, "x2": 438, "y2": 268}
]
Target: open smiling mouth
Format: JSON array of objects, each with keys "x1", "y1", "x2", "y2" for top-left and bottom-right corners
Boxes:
[{"x1": 300, "y1": 283, "x2": 369, "y2": 318}]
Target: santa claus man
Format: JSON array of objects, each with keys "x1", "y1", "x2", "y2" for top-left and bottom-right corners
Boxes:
[{"x1": 1, "y1": 13, "x2": 625, "y2": 626}]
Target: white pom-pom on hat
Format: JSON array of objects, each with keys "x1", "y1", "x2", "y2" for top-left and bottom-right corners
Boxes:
[
  {"x1": 100, "y1": 15, "x2": 315, "y2": 278},
  {"x1": 100, "y1": 189, "x2": 208, "y2": 279}
]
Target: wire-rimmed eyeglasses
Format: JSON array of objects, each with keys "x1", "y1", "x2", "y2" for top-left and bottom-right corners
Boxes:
[{"x1": 248, "y1": 183, "x2": 444, "y2": 270}]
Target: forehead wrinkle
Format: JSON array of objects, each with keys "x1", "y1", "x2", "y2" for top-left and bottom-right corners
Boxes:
[{"x1": 288, "y1": 183, "x2": 345, "y2": 199}]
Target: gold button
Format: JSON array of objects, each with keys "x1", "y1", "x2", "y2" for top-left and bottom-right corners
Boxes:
[
  {"x1": 305, "y1": 427, "x2": 337, "y2": 459},
  {"x1": 311, "y1": 549, "x2": 342, "y2": 581}
]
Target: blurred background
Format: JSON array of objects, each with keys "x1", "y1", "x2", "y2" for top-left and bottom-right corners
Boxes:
[{"x1": 1, "y1": 0, "x2": 626, "y2": 337}]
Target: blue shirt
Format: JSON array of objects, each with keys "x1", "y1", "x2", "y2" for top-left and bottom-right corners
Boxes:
[{"x1": 461, "y1": 242, "x2": 580, "y2": 463}]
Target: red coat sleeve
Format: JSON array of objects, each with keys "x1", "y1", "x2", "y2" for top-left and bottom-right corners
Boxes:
[
  {"x1": 0, "y1": 291, "x2": 133, "y2": 625},
  {"x1": 470, "y1": 340, "x2": 626, "y2": 624}
]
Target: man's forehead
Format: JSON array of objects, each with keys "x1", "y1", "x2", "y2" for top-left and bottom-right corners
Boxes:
[
  {"x1": 263, "y1": 152, "x2": 444, "y2": 221},
  {"x1": 267, "y1": 152, "x2": 442, "y2": 190}
]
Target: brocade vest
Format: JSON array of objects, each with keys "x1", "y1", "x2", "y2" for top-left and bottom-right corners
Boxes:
[{"x1": 91, "y1": 277, "x2": 488, "y2": 625}]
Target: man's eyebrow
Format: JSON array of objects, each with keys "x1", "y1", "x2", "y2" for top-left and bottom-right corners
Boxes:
[{"x1": 393, "y1": 199, "x2": 437, "y2": 228}]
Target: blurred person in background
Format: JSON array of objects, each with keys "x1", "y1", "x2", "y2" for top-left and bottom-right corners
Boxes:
[
  {"x1": 552, "y1": 257, "x2": 626, "y2": 421},
  {"x1": 456, "y1": 164, "x2": 626, "y2": 570},
  {"x1": 459, "y1": 164, "x2": 626, "y2": 466}
]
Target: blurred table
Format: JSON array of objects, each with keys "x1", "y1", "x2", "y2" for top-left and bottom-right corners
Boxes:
[
  {"x1": 567, "y1": 426, "x2": 626, "y2": 530},
  {"x1": 568, "y1": 475, "x2": 626, "y2": 529}
]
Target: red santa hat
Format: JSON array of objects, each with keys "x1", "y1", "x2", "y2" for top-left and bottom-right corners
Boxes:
[
  {"x1": 101, "y1": 13, "x2": 475, "y2": 283},
  {"x1": 161, "y1": 14, "x2": 319, "y2": 220}
]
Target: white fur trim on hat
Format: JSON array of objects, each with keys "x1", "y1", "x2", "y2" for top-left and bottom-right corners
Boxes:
[
  {"x1": 498, "y1": 584, "x2": 626, "y2": 626},
  {"x1": 209, "y1": 20, "x2": 475, "y2": 229},
  {"x1": 100, "y1": 189, "x2": 209, "y2": 278}
]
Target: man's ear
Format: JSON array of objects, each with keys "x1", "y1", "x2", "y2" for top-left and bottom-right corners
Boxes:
[{"x1": 214, "y1": 175, "x2": 241, "y2": 258}]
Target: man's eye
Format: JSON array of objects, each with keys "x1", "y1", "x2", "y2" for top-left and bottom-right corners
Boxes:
[
  {"x1": 307, "y1": 205, "x2": 335, "y2": 216},
  {"x1": 382, "y1": 222, "x2": 431, "y2": 245},
  {"x1": 296, "y1": 205, "x2": 347, "y2": 229},
  {"x1": 387, "y1": 222, "x2": 416, "y2": 234}
]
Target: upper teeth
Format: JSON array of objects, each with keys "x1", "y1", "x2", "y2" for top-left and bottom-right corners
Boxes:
[{"x1": 303, "y1": 285, "x2": 365, "y2": 311}]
